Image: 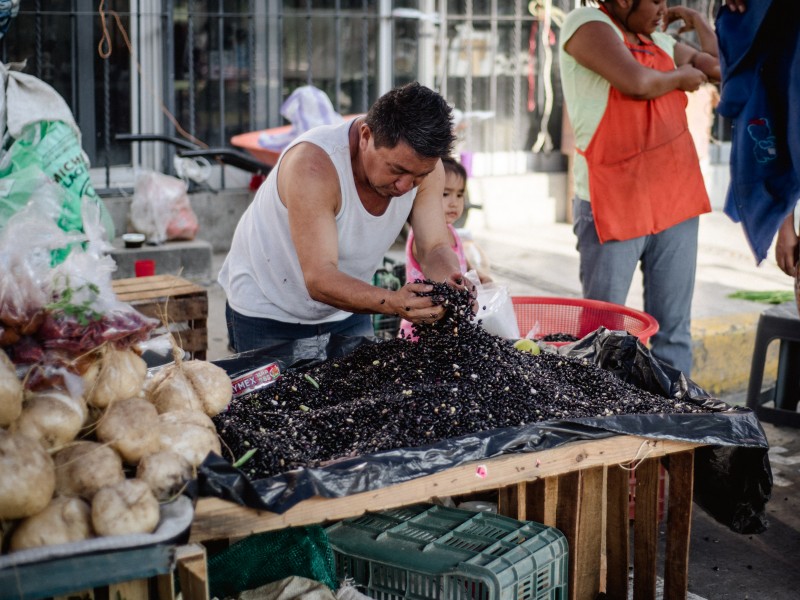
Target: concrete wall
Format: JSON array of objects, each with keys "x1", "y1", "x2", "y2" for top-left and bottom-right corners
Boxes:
[{"x1": 103, "y1": 188, "x2": 254, "y2": 253}]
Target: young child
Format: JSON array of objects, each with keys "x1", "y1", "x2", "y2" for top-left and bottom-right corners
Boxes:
[{"x1": 398, "y1": 156, "x2": 491, "y2": 339}]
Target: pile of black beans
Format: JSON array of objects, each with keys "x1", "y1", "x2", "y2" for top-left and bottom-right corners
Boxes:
[
  {"x1": 540, "y1": 332, "x2": 580, "y2": 343},
  {"x1": 215, "y1": 282, "x2": 714, "y2": 480}
]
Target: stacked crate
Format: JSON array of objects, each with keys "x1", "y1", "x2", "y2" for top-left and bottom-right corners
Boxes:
[
  {"x1": 112, "y1": 275, "x2": 208, "y2": 359},
  {"x1": 327, "y1": 503, "x2": 569, "y2": 600}
]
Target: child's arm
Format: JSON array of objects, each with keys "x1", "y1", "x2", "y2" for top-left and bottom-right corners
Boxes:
[{"x1": 462, "y1": 237, "x2": 493, "y2": 284}]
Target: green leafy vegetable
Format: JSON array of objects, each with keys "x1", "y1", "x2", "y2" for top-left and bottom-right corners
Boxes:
[
  {"x1": 232, "y1": 448, "x2": 257, "y2": 468},
  {"x1": 45, "y1": 277, "x2": 103, "y2": 325},
  {"x1": 728, "y1": 290, "x2": 795, "y2": 305}
]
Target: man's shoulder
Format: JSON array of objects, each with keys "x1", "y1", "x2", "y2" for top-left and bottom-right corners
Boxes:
[{"x1": 279, "y1": 141, "x2": 338, "y2": 180}]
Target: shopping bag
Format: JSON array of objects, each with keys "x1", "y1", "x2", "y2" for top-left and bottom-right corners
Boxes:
[
  {"x1": 465, "y1": 270, "x2": 520, "y2": 338},
  {"x1": 0, "y1": 120, "x2": 115, "y2": 262},
  {"x1": 130, "y1": 169, "x2": 199, "y2": 244}
]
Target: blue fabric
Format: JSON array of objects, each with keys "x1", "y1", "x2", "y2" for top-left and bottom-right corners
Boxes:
[
  {"x1": 716, "y1": 0, "x2": 800, "y2": 263},
  {"x1": 573, "y1": 198, "x2": 698, "y2": 377},
  {"x1": 0, "y1": 0, "x2": 19, "y2": 40},
  {"x1": 225, "y1": 303, "x2": 373, "y2": 353}
]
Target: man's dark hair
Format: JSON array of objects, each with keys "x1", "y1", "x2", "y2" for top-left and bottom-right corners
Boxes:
[
  {"x1": 441, "y1": 156, "x2": 468, "y2": 183},
  {"x1": 365, "y1": 82, "x2": 455, "y2": 159}
]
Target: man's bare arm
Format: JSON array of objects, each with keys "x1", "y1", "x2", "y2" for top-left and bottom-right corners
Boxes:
[{"x1": 280, "y1": 143, "x2": 447, "y2": 321}]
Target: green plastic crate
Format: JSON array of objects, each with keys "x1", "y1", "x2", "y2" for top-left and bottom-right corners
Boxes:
[{"x1": 326, "y1": 503, "x2": 568, "y2": 600}]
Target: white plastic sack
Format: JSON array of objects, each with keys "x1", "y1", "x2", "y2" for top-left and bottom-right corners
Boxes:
[
  {"x1": 465, "y1": 270, "x2": 520, "y2": 339},
  {"x1": 130, "y1": 170, "x2": 198, "y2": 244},
  {"x1": 258, "y1": 85, "x2": 343, "y2": 153}
]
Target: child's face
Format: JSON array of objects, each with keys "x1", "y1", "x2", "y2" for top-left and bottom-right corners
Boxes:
[{"x1": 441, "y1": 172, "x2": 466, "y2": 225}]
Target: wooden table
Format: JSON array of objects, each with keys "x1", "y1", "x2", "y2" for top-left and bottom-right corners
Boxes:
[{"x1": 191, "y1": 435, "x2": 700, "y2": 600}]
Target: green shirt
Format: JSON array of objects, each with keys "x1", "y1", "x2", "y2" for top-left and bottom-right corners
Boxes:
[{"x1": 559, "y1": 7, "x2": 676, "y2": 201}]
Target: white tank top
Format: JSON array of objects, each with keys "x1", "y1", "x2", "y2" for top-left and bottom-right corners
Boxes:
[{"x1": 218, "y1": 118, "x2": 416, "y2": 324}]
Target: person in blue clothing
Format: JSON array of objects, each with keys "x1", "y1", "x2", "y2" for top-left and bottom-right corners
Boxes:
[{"x1": 715, "y1": 0, "x2": 800, "y2": 272}]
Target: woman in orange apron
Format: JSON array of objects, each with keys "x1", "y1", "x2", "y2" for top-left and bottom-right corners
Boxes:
[{"x1": 559, "y1": 0, "x2": 720, "y2": 376}]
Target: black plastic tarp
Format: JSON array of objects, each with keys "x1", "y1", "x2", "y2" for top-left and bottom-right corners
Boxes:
[{"x1": 199, "y1": 328, "x2": 772, "y2": 534}]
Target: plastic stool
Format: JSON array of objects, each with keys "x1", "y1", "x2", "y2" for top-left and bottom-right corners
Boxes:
[{"x1": 746, "y1": 302, "x2": 800, "y2": 427}]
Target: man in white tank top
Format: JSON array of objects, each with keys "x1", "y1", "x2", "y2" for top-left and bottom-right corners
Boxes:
[{"x1": 219, "y1": 82, "x2": 464, "y2": 352}]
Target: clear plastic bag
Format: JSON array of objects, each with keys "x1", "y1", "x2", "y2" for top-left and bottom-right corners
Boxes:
[
  {"x1": 0, "y1": 184, "x2": 82, "y2": 345},
  {"x1": 130, "y1": 170, "x2": 199, "y2": 243},
  {"x1": 465, "y1": 270, "x2": 520, "y2": 339},
  {"x1": 1, "y1": 197, "x2": 158, "y2": 369}
]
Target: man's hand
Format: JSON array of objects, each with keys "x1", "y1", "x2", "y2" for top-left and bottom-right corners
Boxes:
[
  {"x1": 442, "y1": 270, "x2": 465, "y2": 289},
  {"x1": 390, "y1": 282, "x2": 447, "y2": 324}
]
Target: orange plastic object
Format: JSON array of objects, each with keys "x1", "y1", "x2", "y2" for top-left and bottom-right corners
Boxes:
[
  {"x1": 231, "y1": 114, "x2": 362, "y2": 167},
  {"x1": 511, "y1": 296, "x2": 659, "y2": 347}
]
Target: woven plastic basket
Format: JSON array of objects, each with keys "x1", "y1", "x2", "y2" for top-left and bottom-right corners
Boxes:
[{"x1": 512, "y1": 297, "x2": 659, "y2": 346}]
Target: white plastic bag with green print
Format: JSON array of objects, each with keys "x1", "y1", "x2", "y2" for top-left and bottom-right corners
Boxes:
[{"x1": 0, "y1": 120, "x2": 115, "y2": 262}]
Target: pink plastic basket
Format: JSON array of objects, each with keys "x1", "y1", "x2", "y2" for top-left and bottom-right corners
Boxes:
[{"x1": 512, "y1": 297, "x2": 659, "y2": 347}]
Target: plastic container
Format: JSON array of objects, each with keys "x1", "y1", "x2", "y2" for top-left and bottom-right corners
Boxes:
[
  {"x1": 231, "y1": 114, "x2": 362, "y2": 167},
  {"x1": 511, "y1": 297, "x2": 659, "y2": 347},
  {"x1": 326, "y1": 503, "x2": 568, "y2": 600},
  {"x1": 134, "y1": 259, "x2": 156, "y2": 277}
]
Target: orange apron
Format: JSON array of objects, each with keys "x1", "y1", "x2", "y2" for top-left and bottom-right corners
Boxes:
[{"x1": 576, "y1": 8, "x2": 710, "y2": 243}]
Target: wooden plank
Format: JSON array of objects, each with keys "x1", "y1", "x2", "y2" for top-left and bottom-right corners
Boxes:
[
  {"x1": 632, "y1": 458, "x2": 660, "y2": 600},
  {"x1": 54, "y1": 591, "x2": 94, "y2": 600},
  {"x1": 663, "y1": 450, "x2": 694, "y2": 600},
  {"x1": 190, "y1": 437, "x2": 699, "y2": 543},
  {"x1": 131, "y1": 297, "x2": 209, "y2": 321},
  {"x1": 171, "y1": 327, "x2": 208, "y2": 353},
  {"x1": 605, "y1": 464, "x2": 630, "y2": 600},
  {"x1": 112, "y1": 276, "x2": 205, "y2": 302},
  {"x1": 516, "y1": 481, "x2": 527, "y2": 520},
  {"x1": 527, "y1": 476, "x2": 559, "y2": 527},
  {"x1": 555, "y1": 471, "x2": 580, "y2": 600},
  {"x1": 497, "y1": 484, "x2": 518, "y2": 518},
  {"x1": 176, "y1": 544, "x2": 210, "y2": 600},
  {"x1": 573, "y1": 467, "x2": 604, "y2": 600},
  {"x1": 156, "y1": 572, "x2": 177, "y2": 600},
  {"x1": 107, "y1": 578, "x2": 150, "y2": 600}
]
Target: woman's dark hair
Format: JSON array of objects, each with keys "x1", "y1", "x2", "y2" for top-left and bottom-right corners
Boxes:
[
  {"x1": 365, "y1": 82, "x2": 455, "y2": 159},
  {"x1": 441, "y1": 156, "x2": 468, "y2": 183}
]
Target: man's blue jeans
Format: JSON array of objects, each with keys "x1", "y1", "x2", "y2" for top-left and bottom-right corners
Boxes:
[
  {"x1": 572, "y1": 198, "x2": 698, "y2": 376},
  {"x1": 225, "y1": 303, "x2": 374, "y2": 353}
]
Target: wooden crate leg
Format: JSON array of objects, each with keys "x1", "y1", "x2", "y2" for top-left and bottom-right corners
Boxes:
[
  {"x1": 156, "y1": 571, "x2": 177, "y2": 600},
  {"x1": 497, "y1": 484, "x2": 519, "y2": 518},
  {"x1": 176, "y1": 543, "x2": 209, "y2": 600},
  {"x1": 107, "y1": 579, "x2": 150, "y2": 599},
  {"x1": 663, "y1": 450, "x2": 694, "y2": 600},
  {"x1": 527, "y1": 477, "x2": 559, "y2": 527},
  {"x1": 632, "y1": 458, "x2": 660, "y2": 600},
  {"x1": 606, "y1": 464, "x2": 630, "y2": 600},
  {"x1": 54, "y1": 591, "x2": 94, "y2": 600},
  {"x1": 557, "y1": 467, "x2": 603, "y2": 600},
  {"x1": 517, "y1": 481, "x2": 528, "y2": 520}
]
